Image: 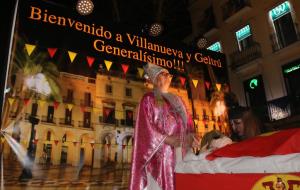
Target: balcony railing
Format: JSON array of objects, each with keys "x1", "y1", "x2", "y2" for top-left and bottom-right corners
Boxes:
[
  {"x1": 270, "y1": 31, "x2": 300, "y2": 52},
  {"x1": 230, "y1": 42, "x2": 262, "y2": 69},
  {"x1": 41, "y1": 116, "x2": 56, "y2": 124},
  {"x1": 78, "y1": 121, "x2": 91, "y2": 128},
  {"x1": 222, "y1": 0, "x2": 251, "y2": 21},
  {"x1": 63, "y1": 96, "x2": 74, "y2": 104},
  {"x1": 59, "y1": 118, "x2": 74, "y2": 126},
  {"x1": 80, "y1": 100, "x2": 94, "y2": 107}
]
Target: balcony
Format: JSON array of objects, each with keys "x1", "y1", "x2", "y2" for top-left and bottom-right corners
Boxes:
[
  {"x1": 63, "y1": 96, "x2": 74, "y2": 104},
  {"x1": 230, "y1": 42, "x2": 262, "y2": 70},
  {"x1": 78, "y1": 121, "x2": 92, "y2": 129},
  {"x1": 270, "y1": 31, "x2": 300, "y2": 52},
  {"x1": 222, "y1": 0, "x2": 251, "y2": 22},
  {"x1": 41, "y1": 116, "x2": 56, "y2": 124},
  {"x1": 59, "y1": 118, "x2": 74, "y2": 126},
  {"x1": 80, "y1": 100, "x2": 94, "y2": 108}
]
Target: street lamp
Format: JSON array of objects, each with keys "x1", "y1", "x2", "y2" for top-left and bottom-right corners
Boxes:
[{"x1": 19, "y1": 115, "x2": 39, "y2": 180}]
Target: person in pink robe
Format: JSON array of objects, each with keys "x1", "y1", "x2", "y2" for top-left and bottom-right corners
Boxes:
[{"x1": 129, "y1": 63, "x2": 195, "y2": 190}]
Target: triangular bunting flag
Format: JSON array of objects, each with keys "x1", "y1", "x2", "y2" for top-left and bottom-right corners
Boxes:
[
  {"x1": 192, "y1": 79, "x2": 199, "y2": 88},
  {"x1": 68, "y1": 51, "x2": 77, "y2": 63},
  {"x1": 205, "y1": 81, "x2": 211, "y2": 90},
  {"x1": 8, "y1": 98, "x2": 15, "y2": 106},
  {"x1": 92, "y1": 107, "x2": 100, "y2": 113},
  {"x1": 193, "y1": 119, "x2": 199, "y2": 126},
  {"x1": 24, "y1": 98, "x2": 30, "y2": 106},
  {"x1": 90, "y1": 143, "x2": 95, "y2": 149},
  {"x1": 47, "y1": 48, "x2": 57, "y2": 58},
  {"x1": 216, "y1": 83, "x2": 222, "y2": 91},
  {"x1": 104, "y1": 108, "x2": 111, "y2": 116},
  {"x1": 122, "y1": 145, "x2": 126, "y2": 150},
  {"x1": 38, "y1": 100, "x2": 46, "y2": 108},
  {"x1": 33, "y1": 139, "x2": 39, "y2": 144},
  {"x1": 104, "y1": 60, "x2": 112, "y2": 71},
  {"x1": 137, "y1": 67, "x2": 144, "y2": 78},
  {"x1": 67, "y1": 104, "x2": 74, "y2": 111},
  {"x1": 25, "y1": 44, "x2": 36, "y2": 56},
  {"x1": 179, "y1": 77, "x2": 186, "y2": 86},
  {"x1": 127, "y1": 112, "x2": 133, "y2": 119},
  {"x1": 86, "y1": 56, "x2": 95, "y2": 67},
  {"x1": 53, "y1": 101, "x2": 60, "y2": 109},
  {"x1": 54, "y1": 140, "x2": 59, "y2": 145},
  {"x1": 80, "y1": 106, "x2": 86, "y2": 112},
  {"x1": 121, "y1": 64, "x2": 129, "y2": 74}
]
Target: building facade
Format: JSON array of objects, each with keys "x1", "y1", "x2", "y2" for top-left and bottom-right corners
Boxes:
[
  {"x1": 187, "y1": 0, "x2": 300, "y2": 121},
  {"x1": 4, "y1": 71, "x2": 228, "y2": 168}
]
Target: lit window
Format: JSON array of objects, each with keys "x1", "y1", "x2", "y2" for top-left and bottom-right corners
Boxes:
[
  {"x1": 235, "y1": 25, "x2": 253, "y2": 51},
  {"x1": 269, "y1": 1, "x2": 298, "y2": 49},
  {"x1": 207, "y1": 42, "x2": 222, "y2": 52}
]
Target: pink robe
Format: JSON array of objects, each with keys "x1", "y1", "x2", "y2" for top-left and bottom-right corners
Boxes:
[{"x1": 129, "y1": 92, "x2": 193, "y2": 190}]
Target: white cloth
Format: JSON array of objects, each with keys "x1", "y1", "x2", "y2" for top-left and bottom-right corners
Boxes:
[{"x1": 175, "y1": 148, "x2": 300, "y2": 174}]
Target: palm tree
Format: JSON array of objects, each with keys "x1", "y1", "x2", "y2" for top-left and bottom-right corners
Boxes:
[{"x1": 2, "y1": 37, "x2": 62, "y2": 131}]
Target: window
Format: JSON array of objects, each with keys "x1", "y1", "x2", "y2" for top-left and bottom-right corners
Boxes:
[
  {"x1": 235, "y1": 25, "x2": 253, "y2": 51},
  {"x1": 84, "y1": 92, "x2": 91, "y2": 107},
  {"x1": 47, "y1": 131, "x2": 51, "y2": 141},
  {"x1": 207, "y1": 42, "x2": 222, "y2": 52},
  {"x1": 269, "y1": 1, "x2": 297, "y2": 49},
  {"x1": 66, "y1": 89, "x2": 73, "y2": 101},
  {"x1": 125, "y1": 110, "x2": 133, "y2": 126},
  {"x1": 106, "y1": 85, "x2": 112, "y2": 94},
  {"x1": 125, "y1": 88, "x2": 132, "y2": 97}
]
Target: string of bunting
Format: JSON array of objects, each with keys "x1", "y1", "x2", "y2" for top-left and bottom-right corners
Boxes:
[{"x1": 23, "y1": 43, "x2": 223, "y2": 89}]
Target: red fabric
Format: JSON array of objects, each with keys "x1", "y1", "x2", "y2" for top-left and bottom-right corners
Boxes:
[
  {"x1": 207, "y1": 128, "x2": 300, "y2": 160},
  {"x1": 175, "y1": 173, "x2": 300, "y2": 190}
]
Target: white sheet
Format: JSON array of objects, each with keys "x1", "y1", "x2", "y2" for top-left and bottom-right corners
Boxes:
[{"x1": 175, "y1": 148, "x2": 300, "y2": 174}]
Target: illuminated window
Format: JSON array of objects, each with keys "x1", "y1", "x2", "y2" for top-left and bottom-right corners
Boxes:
[
  {"x1": 235, "y1": 25, "x2": 253, "y2": 51},
  {"x1": 269, "y1": 1, "x2": 297, "y2": 49},
  {"x1": 207, "y1": 42, "x2": 222, "y2": 52}
]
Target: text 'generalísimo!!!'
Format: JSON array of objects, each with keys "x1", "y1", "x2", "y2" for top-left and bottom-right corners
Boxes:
[{"x1": 27, "y1": 6, "x2": 223, "y2": 70}]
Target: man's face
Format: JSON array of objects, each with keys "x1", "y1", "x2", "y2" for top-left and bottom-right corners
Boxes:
[
  {"x1": 155, "y1": 71, "x2": 173, "y2": 92},
  {"x1": 231, "y1": 119, "x2": 244, "y2": 136}
]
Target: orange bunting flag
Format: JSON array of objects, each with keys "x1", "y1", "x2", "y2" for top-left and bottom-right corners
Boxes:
[
  {"x1": 23, "y1": 98, "x2": 30, "y2": 106},
  {"x1": 8, "y1": 98, "x2": 15, "y2": 106},
  {"x1": 121, "y1": 64, "x2": 129, "y2": 74},
  {"x1": 179, "y1": 77, "x2": 186, "y2": 86},
  {"x1": 137, "y1": 67, "x2": 144, "y2": 78},
  {"x1": 104, "y1": 60, "x2": 112, "y2": 71},
  {"x1": 33, "y1": 139, "x2": 39, "y2": 144},
  {"x1": 54, "y1": 140, "x2": 59, "y2": 145},
  {"x1": 53, "y1": 101, "x2": 60, "y2": 109},
  {"x1": 216, "y1": 83, "x2": 222, "y2": 91},
  {"x1": 25, "y1": 44, "x2": 36, "y2": 56},
  {"x1": 68, "y1": 51, "x2": 77, "y2": 63},
  {"x1": 67, "y1": 104, "x2": 74, "y2": 111},
  {"x1": 86, "y1": 56, "x2": 95, "y2": 67},
  {"x1": 192, "y1": 79, "x2": 199, "y2": 88},
  {"x1": 80, "y1": 106, "x2": 86, "y2": 112},
  {"x1": 205, "y1": 81, "x2": 211, "y2": 90},
  {"x1": 47, "y1": 48, "x2": 57, "y2": 58},
  {"x1": 38, "y1": 100, "x2": 46, "y2": 108}
]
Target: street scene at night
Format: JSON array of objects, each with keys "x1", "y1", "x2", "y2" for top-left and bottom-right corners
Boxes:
[{"x1": 0, "y1": 0, "x2": 300, "y2": 189}]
